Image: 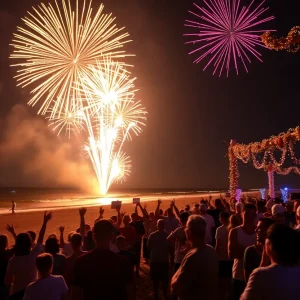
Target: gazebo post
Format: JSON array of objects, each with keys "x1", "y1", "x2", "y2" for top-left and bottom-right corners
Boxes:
[
  {"x1": 268, "y1": 163, "x2": 275, "y2": 199},
  {"x1": 229, "y1": 139, "x2": 238, "y2": 202}
]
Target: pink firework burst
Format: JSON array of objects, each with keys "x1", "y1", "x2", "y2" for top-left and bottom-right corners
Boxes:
[{"x1": 184, "y1": 0, "x2": 275, "y2": 77}]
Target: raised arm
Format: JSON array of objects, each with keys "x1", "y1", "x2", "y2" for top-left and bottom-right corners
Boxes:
[
  {"x1": 37, "y1": 211, "x2": 52, "y2": 245},
  {"x1": 5, "y1": 224, "x2": 17, "y2": 241},
  {"x1": 59, "y1": 226, "x2": 65, "y2": 248},
  {"x1": 116, "y1": 204, "x2": 123, "y2": 228},
  {"x1": 139, "y1": 203, "x2": 149, "y2": 218},
  {"x1": 94, "y1": 207, "x2": 104, "y2": 224},
  {"x1": 171, "y1": 200, "x2": 180, "y2": 218},
  {"x1": 79, "y1": 208, "x2": 86, "y2": 238},
  {"x1": 155, "y1": 199, "x2": 162, "y2": 219}
]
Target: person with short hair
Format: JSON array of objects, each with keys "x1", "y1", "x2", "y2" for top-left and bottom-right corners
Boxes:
[
  {"x1": 271, "y1": 204, "x2": 285, "y2": 224},
  {"x1": 23, "y1": 253, "x2": 68, "y2": 300},
  {"x1": 215, "y1": 211, "x2": 233, "y2": 300},
  {"x1": 116, "y1": 235, "x2": 137, "y2": 269},
  {"x1": 71, "y1": 220, "x2": 134, "y2": 300},
  {"x1": 228, "y1": 203, "x2": 256, "y2": 300},
  {"x1": 244, "y1": 218, "x2": 275, "y2": 282},
  {"x1": 241, "y1": 224, "x2": 300, "y2": 300},
  {"x1": 148, "y1": 219, "x2": 173, "y2": 300},
  {"x1": 284, "y1": 201, "x2": 296, "y2": 227},
  {"x1": 171, "y1": 215, "x2": 219, "y2": 300},
  {"x1": 199, "y1": 203, "x2": 215, "y2": 245},
  {"x1": 64, "y1": 233, "x2": 86, "y2": 288}
]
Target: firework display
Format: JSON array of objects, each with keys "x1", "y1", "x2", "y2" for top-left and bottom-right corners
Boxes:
[
  {"x1": 184, "y1": 0, "x2": 275, "y2": 76},
  {"x1": 10, "y1": 0, "x2": 146, "y2": 195}
]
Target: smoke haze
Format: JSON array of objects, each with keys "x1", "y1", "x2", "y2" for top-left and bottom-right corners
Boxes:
[{"x1": 0, "y1": 105, "x2": 98, "y2": 193}]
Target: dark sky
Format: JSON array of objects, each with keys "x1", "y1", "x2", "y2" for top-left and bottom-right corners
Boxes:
[{"x1": 0, "y1": 0, "x2": 300, "y2": 190}]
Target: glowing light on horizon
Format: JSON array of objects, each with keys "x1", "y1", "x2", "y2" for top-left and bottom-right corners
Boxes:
[
  {"x1": 184, "y1": 0, "x2": 275, "y2": 76},
  {"x1": 10, "y1": 0, "x2": 132, "y2": 118},
  {"x1": 79, "y1": 59, "x2": 147, "y2": 195}
]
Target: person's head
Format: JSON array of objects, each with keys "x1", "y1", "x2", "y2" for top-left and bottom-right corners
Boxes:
[
  {"x1": 15, "y1": 233, "x2": 32, "y2": 256},
  {"x1": 111, "y1": 216, "x2": 117, "y2": 223},
  {"x1": 179, "y1": 212, "x2": 189, "y2": 226},
  {"x1": 215, "y1": 198, "x2": 222, "y2": 209},
  {"x1": 266, "y1": 200, "x2": 275, "y2": 213},
  {"x1": 271, "y1": 204, "x2": 285, "y2": 224},
  {"x1": 229, "y1": 214, "x2": 240, "y2": 229},
  {"x1": 36, "y1": 253, "x2": 53, "y2": 276},
  {"x1": 85, "y1": 224, "x2": 91, "y2": 232},
  {"x1": 123, "y1": 215, "x2": 131, "y2": 226},
  {"x1": 149, "y1": 212, "x2": 155, "y2": 220},
  {"x1": 265, "y1": 224, "x2": 300, "y2": 265},
  {"x1": 68, "y1": 231, "x2": 75, "y2": 243},
  {"x1": 255, "y1": 218, "x2": 275, "y2": 244},
  {"x1": 27, "y1": 231, "x2": 36, "y2": 244},
  {"x1": 219, "y1": 211, "x2": 230, "y2": 226},
  {"x1": 48, "y1": 234, "x2": 57, "y2": 240},
  {"x1": 0, "y1": 235, "x2": 8, "y2": 252},
  {"x1": 296, "y1": 206, "x2": 300, "y2": 225},
  {"x1": 131, "y1": 213, "x2": 138, "y2": 222},
  {"x1": 235, "y1": 202, "x2": 244, "y2": 214},
  {"x1": 93, "y1": 220, "x2": 114, "y2": 246},
  {"x1": 45, "y1": 237, "x2": 60, "y2": 256},
  {"x1": 185, "y1": 215, "x2": 206, "y2": 244},
  {"x1": 185, "y1": 205, "x2": 190, "y2": 212},
  {"x1": 242, "y1": 203, "x2": 257, "y2": 225},
  {"x1": 166, "y1": 208, "x2": 173, "y2": 217},
  {"x1": 257, "y1": 200, "x2": 265, "y2": 213},
  {"x1": 70, "y1": 233, "x2": 82, "y2": 251},
  {"x1": 285, "y1": 201, "x2": 294, "y2": 214},
  {"x1": 294, "y1": 200, "x2": 300, "y2": 213},
  {"x1": 199, "y1": 204, "x2": 208, "y2": 215},
  {"x1": 116, "y1": 235, "x2": 127, "y2": 251},
  {"x1": 157, "y1": 219, "x2": 165, "y2": 232}
]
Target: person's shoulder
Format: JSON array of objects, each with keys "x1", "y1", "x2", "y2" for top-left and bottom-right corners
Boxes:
[{"x1": 244, "y1": 245, "x2": 256, "y2": 254}]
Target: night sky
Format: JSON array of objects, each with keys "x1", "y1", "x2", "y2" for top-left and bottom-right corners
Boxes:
[{"x1": 0, "y1": 0, "x2": 300, "y2": 190}]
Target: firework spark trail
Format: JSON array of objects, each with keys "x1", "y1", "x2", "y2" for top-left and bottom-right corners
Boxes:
[
  {"x1": 184, "y1": 0, "x2": 275, "y2": 76},
  {"x1": 79, "y1": 59, "x2": 147, "y2": 195},
  {"x1": 10, "y1": 0, "x2": 132, "y2": 117}
]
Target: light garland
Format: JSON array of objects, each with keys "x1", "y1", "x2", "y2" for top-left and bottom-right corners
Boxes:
[
  {"x1": 280, "y1": 188, "x2": 289, "y2": 202},
  {"x1": 261, "y1": 26, "x2": 300, "y2": 53},
  {"x1": 229, "y1": 139, "x2": 239, "y2": 201},
  {"x1": 268, "y1": 166, "x2": 275, "y2": 199},
  {"x1": 228, "y1": 127, "x2": 300, "y2": 201}
]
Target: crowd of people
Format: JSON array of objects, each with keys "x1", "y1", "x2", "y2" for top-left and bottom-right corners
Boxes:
[{"x1": 1, "y1": 195, "x2": 300, "y2": 300}]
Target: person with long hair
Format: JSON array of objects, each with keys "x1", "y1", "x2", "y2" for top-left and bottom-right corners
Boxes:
[{"x1": 5, "y1": 211, "x2": 52, "y2": 300}]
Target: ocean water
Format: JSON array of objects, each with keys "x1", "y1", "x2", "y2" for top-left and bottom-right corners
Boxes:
[{"x1": 0, "y1": 187, "x2": 228, "y2": 214}]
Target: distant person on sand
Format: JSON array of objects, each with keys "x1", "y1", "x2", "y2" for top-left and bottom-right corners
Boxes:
[{"x1": 9, "y1": 201, "x2": 16, "y2": 214}]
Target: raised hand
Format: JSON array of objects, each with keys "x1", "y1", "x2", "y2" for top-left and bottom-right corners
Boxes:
[
  {"x1": 120, "y1": 211, "x2": 126, "y2": 219},
  {"x1": 44, "y1": 211, "x2": 52, "y2": 222},
  {"x1": 158, "y1": 199, "x2": 162, "y2": 205},
  {"x1": 5, "y1": 224, "x2": 15, "y2": 235},
  {"x1": 59, "y1": 226, "x2": 64, "y2": 233},
  {"x1": 116, "y1": 204, "x2": 121, "y2": 212},
  {"x1": 99, "y1": 207, "x2": 104, "y2": 216},
  {"x1": 79, "y1": 207, "x2": 87, "y2": 216}
]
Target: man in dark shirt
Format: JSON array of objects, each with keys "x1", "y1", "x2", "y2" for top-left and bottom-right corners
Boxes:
[
  {"x1": 71, "y1": 220, "x2": 134, "y2": 300},
  {"x1": 130, "y1": 205, "x2": 146, "y2": 276},
  {"x1": 285, "y1": 201, "x2": 296, "y2": 227}
]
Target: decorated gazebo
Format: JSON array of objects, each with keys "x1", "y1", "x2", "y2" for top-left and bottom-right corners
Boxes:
[{"x1": 229, "y1": 127, "x2": 300, "y2": 201}]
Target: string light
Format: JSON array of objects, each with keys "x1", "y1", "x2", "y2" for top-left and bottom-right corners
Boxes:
[
  {"x1": 228, "y1": 127, "x2": 300, "y2": 200},
  {"x1": 236, "y1": 189, "x2": 242, "y2": 202},
  {"x1": 262, "y1": 26, "x2": 300, "y2": 53},
  {"x1": 260, "y1": 188, "x2": 266, "y2": 199},
  {"x1": 280, "y1": 188, "x2": 289, "y2": 203}
]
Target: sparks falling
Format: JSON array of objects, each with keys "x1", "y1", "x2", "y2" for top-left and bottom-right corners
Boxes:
[
  {"x1": 79, "y1": 60, "x2": 147, "y2": 195},
  {"x1": 10, "y1": 0, "x2": 132, "y2": 118},
  {"x1": 184, "y1": 0, "x2": 275, "y2": 76},
  {"x1": 10, "y1": 0, "x2": 146, "y2": 195}
]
